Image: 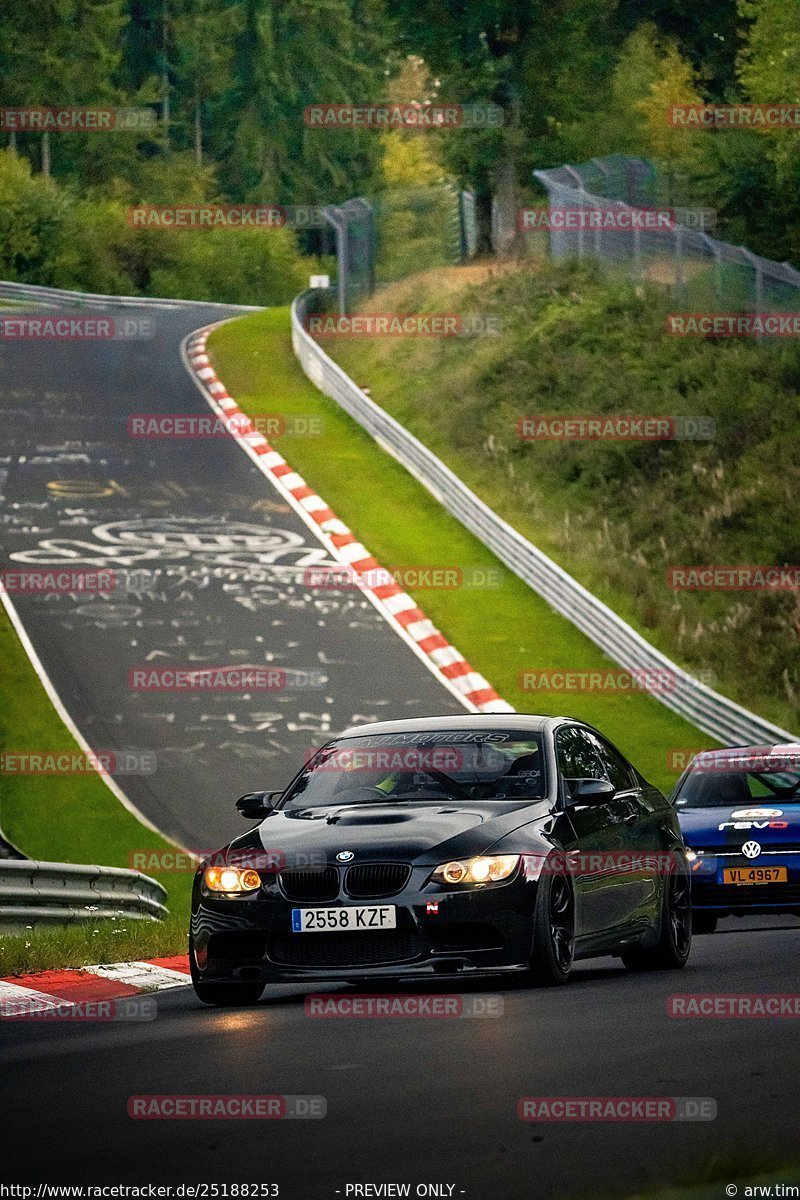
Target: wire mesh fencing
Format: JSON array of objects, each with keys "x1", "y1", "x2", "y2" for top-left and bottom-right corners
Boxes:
[
  {"x1": 531, "y1": 155, "x2": 800, "y2": 326},
  {"x1": 323, "y1": 186, "x2": 477, "y2": 314}
]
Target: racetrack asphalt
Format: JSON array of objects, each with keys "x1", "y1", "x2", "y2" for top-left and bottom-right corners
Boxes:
[
  {"x1": 0, "y1": 291, "x2": 463, "y2": 851},
  {"x1": 2, "y1": 291, "x2": 799, "y2": 1198},
  {"x1": 0, "y1": 917, "x2": 798, "y2": 1195}
]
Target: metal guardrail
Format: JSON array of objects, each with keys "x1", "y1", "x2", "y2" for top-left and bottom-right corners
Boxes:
[
  {"x1": 291, "y1": 290, "x2": 796, "y2": 748},
  {"x1": 0, "y1": 861, "x2": 169, "y2": 932},
  {"x1": 0, "y1": 279, "x2": 262, "y2": 310}
]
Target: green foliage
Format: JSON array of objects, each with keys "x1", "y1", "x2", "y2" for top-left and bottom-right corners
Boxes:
[
  {"x1": 328, "y1": 261, "x2": 800, "y2": 734},
  {"x1": 0, "y1": 0, "x2": 797, "y2": 267},
  {"x1": 0, "y1": 148, "x2": 310, "y2": 302},
  {"x1": 0, "y1": 152, "x2": 68, "y2": 282},
  {"x1": 149, "y1": 225, "x2": 307, "y2": 304}
]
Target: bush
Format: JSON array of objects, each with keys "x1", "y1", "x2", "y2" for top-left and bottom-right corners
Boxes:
[{"x1": 0, "y1": 148, "x2": 312, "y2": 305}]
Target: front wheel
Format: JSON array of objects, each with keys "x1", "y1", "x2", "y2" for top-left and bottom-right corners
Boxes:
[
  {"x1": 529, "y1": 871, "x2": 575, "y2": 986},
  {"x1": 622, "y1": 869, "x2": 692, "y2": 971}
]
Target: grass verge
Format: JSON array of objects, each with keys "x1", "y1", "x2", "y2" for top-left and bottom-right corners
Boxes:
[
  {"x1": 325, "y1": 261, "x2": 800, "y2": 735},
  {"x1": 0, "y1": 603, "x2": 193, "y2": 926},
  {"x1": 208, "y1": 307, "x2": 715, "y2": 795},
  {"x1": 0, "y1": 912, "x2": 187, "y2": 977}
]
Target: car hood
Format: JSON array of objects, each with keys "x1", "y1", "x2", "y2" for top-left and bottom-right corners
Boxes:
[
  {"x1": 224, "y1": 798, "x2": 548, "y2": 868},
  {"x1": 677, "y1": 801, "x2": 800, "y2": 850}
]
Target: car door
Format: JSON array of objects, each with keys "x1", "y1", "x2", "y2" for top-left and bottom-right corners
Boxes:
[
  {"x1": 586, "y1": 730, "x2": 660, "y2": 932},
  {"x1": 555, "y1": 724, "x2": 640, "y2": 944}
]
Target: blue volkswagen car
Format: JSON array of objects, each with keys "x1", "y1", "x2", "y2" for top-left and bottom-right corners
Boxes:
[{"x1": 672, "y1": 744, "x2": 800, "y2": 933}]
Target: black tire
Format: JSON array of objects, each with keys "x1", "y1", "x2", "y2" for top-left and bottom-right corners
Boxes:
[
  {"x1": 692, "y1": 911, "x2": 718, "y2": 935},
  {"x1": 529, "y1": 871, "x2": 575, "y2": 987},
  {"x1": 622, "y1": 868, "x2": 692, "y2": 971},
  {"x1": 190, "y1": 934, "x2": 263, "y2": 1006}
]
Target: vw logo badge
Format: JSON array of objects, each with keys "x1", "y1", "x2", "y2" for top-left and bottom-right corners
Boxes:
[
  {"x1": 336, "y1": 850, "x2": 355, "y2": 863},
  {"x1": 742, "y1": 840, "x2": 762, "y2": 859}
]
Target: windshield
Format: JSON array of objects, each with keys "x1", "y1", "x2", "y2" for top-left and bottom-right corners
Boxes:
[
  {"x1": 280, "y1": 730, "x2": 547, "y2": 810},
  {"x1": 675, "y1": 752, "x2": 800, "y2": 808}
]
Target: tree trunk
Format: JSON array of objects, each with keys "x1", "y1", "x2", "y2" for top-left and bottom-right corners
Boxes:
[
  {"x1": 41, "y1": 131, "x2": 50, "y2": 176},
  {"x1": 493, "y1": 156, "x2": 517, "y2": 258},
  {"x1": 474, "y1": 175, "x2": 494, "y2": 256}
]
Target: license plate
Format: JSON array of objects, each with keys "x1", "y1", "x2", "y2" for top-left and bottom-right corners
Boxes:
[
  {"x1": 291, "y1": 905, "x2": 397, "y2": 933},
  {"x1": 723, "y1": 867, "x2": 788, "y2": 885}
]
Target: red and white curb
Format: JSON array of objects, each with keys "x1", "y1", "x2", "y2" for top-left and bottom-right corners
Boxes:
[
  {"x1": 0, "y1": 955, "x2": 191, "y2": 1015},
  {"x1": 182, "y1": 327, "x2": 513, "y2": 715}
]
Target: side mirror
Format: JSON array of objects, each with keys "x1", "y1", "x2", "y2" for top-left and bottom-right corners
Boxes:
[
  {"x1": 566, "y1": 777, "x2": 616, "y2": 805},
  {"x1": 236, "y1": 790, "x2": 280, "y2": 819}
]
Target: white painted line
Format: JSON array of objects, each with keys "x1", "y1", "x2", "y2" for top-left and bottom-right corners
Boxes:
[
  {"x1": 0, "y1": 589, "x2": 189, "y2": 848},
  {"x1": 87, "y1": 961, "x2": 192, "y2": 991}
]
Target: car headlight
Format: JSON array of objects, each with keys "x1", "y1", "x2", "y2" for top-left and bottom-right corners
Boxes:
[
  {"x1": 431, "y1": 855, "x2": 520, "y2": 886},
  {"x1": 203, "y1": 866, "x2": 261, "y2": 894}
]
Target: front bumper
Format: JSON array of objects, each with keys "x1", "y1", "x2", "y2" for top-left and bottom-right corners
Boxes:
[
  {"x1": 690, "y1": 853, "x2": 800, "y2": 915},
  {"x1": 191, "y1": 869, "x2": 540, "y2": 983}
]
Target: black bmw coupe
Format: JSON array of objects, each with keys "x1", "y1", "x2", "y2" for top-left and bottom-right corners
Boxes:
[{"x1": 190, "y1": 715, "x2": 691, "y2": 1004}]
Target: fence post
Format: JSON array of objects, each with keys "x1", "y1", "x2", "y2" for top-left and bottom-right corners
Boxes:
[
  {"x1": 738, "y1": 247, "x2": 763, "y2": 343},
  {"x1": 563, "y1": 166, "x2": 585, "y2": 260}
]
